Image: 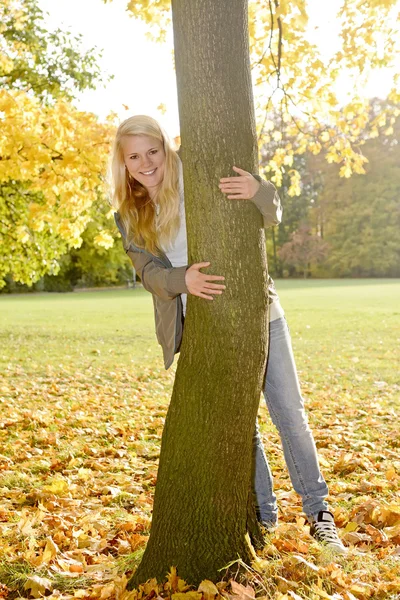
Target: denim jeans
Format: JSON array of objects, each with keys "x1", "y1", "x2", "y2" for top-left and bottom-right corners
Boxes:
[{"x1": 253, "y1": 316, "x2": 329, "y2": 523}]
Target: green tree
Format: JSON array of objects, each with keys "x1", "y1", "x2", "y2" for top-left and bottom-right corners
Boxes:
[
  {"x1": 45, "y1": 197, "x2": 133, "y2": 291},
  {"x1": 259, "y1": 123, "x2": 312, "y2": 276},
  {"x1": 130, "y1": 0, "x2": 268, "y2": 586},
  {"x1": 0, "y1": 0, "x2": 108, "y2": 101},
  {"x1": 305, "y1": 99, "x2": 400, "y2": 277},
  {"x1": 0, "y1": 0, "x2": 114, "y2": 290}
]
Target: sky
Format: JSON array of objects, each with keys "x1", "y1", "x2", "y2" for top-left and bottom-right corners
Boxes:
[{"x1": 38, "y1": 0, "x2": 397, "y2": 138}]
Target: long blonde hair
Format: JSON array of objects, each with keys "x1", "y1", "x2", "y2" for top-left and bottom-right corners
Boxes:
[{"x1": 110, "y1": 115, "x2": 180, "y2": 255}]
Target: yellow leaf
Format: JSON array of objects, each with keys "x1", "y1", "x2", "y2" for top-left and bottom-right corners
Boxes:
[
  {"x1": 166, "y1": 566, "x2": 179, "y2": 592},
  {"x1": 198, "y1": 580, "x2": 219, "y2": 598},
  {"x1": 339, "y1": 164, "x2": 352, "y2": 178},
  {"x1": 94, "y1": 230, "x2": 114, "y2": 249},
  {"x1": 42, "y1": 477, "x2": 69, "y2": 496},
  {"x1": 17, "y1": 511, "x2": 36, "y2": 536},
  {"x1": 172, "y1": 594, "x2": 202, "y2": 600},
  {"x1": 344, "y1": 521, "x2": 359, "y2": 532},
  {"x1": 24, "y1": 575, "x2": 53, "y2": 598},
  {"x1": 349, "y1": 583, "x2": 373, "y2": 598},
  {"x1": 386, "y1": 467, "x2": 397, "y2": 481},
  {"x1": 143, "y1": 578, "x2": 158, "y2": 596},
  {"x1": 41, "y1": 536, "x2": 59, "y2": 564},
  {"x1": 100, "y1": 583, "x2": 116, "y2": 599}
]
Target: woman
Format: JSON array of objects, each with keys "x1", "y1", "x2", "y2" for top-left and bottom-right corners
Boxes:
[{"x1": 110, "y1": 115, "x2": 346, "y2": 553}]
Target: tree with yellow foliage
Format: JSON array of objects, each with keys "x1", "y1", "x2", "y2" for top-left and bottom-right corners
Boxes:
[{"x1": 0, "y1": 0, "x2": 115, "y2": 288}]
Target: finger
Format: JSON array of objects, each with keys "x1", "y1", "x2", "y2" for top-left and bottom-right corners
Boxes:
[
  {"x1": 192, "y1": 261, "x2": 211, "y2": 270},
  {"x1": 219, "y1": 183, "x2": 244, "y2": 189},
  {"x1": 203, "y1": 288, "x2": 223, "y2": 295},
  {"x1": 220, "y1": 177, "x2": 245, "y2": 183},
  {"x1": 202, "y1": 275, "x2": 225, "y2": 281},
  {"x1": 233, "y1": 166, "x2": 250, "y2": 175},
  {"x1": 197, "y1": 293, "x2": 214, "y2": 300},
  {"x1": 227, "y1": 194, "x2": 247, "y2": 199},
  {"x1": 203, "y1": 283, "x2": 226, "y2": 290},
  {"x1": 220, "y1": 186, "x2": 246, "y2": 193}
]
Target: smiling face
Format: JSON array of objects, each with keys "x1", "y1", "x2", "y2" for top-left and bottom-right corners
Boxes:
[{"x1": 121, "y1": 134, "x2": 166, "y2": 197}]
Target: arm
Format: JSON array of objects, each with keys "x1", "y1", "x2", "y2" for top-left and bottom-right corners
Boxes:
[
  {"x1": 250, "y1": 174, "x2": 283, "y2": 229},
  {"x1": 179, "y1": 148, "x2": 282, "y2": 228},
  {"x1": 127, "y1": 248, "x2": 189, "y2": 300},
  {"x1": 114, "y1": 212, "x2": 188, "y2": 301},
  {"x1": 114, "y1": 212, "x2": 225, "y2": 301},
  {"x1": 219, "y1": 167, "x2": 283, "y2": 229}
]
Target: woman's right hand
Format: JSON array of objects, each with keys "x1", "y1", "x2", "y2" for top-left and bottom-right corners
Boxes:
[{"x1": 185, "y1": 262, "x2": 226, "y2": 300}]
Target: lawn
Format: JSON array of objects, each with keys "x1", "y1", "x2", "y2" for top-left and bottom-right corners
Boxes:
[{"x1": 0, "y1": 279, "x2": 399, "y2": 599}]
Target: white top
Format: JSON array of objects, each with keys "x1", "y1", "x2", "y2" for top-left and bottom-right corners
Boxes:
[
  {"x1": 162, "y1": 192, "x2": 189, "y2": 316},
  {"x1": 160, "y1": 159, "x2": 284, "y2": 321}
]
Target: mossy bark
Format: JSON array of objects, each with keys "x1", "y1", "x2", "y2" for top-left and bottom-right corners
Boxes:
[{"x1": 129, "y1": 0, "x2": 269, "y2": 587}]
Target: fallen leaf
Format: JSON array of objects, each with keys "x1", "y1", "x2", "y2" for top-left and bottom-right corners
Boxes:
[
  {"x1": 349, "y1": 582, "x2": 373, "y2": 598},
  {"x1": 24, "y1": 575, "x2": 53, "y2": 598},
  {"x1": 230, "y1": 580, "x2": 255, "y2": 600},
  {"x1": 198, "y1": 580, "x2": 219, "y2": 600},
  {"x1": 42, "y1": 477, "x2": 69, "y2": 496},
  {"x1": 344, "y1": 521, "x2": 359, "y2": 533},
  {"x1": 172, "y1": 594, "x2": 202, "y2": 600},
  {"x1": 100, "y1": 583, "x2": 116, "y2": 599},
  {"x1": 41, "y1": 536, "x2": 59, "y2": 564}
]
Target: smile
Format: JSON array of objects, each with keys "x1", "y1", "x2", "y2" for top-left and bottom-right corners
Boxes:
[{"x1": 141, "y1": 168, "x2": 157, "y2": 175}]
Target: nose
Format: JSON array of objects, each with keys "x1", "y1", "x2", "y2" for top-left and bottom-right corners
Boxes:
[{"x1": 141, "y1": 158, "x2": 153, "y2": 171}]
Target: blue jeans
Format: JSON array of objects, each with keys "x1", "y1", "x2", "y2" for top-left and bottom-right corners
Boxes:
[{"x1": 253, "y1": 316, "x2": 329, "y2": 523}]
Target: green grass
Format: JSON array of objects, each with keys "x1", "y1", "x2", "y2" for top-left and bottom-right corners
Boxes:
[
  {"x1": 0, "y1": 287, "x2": 158, "y2": 373},
  {"x1": 1, "y1": 279, "x2": 399, "y2": 599},
  {"x1": 1, "y1": 279, "x2": 399, "y2": 387},
  {"x1": 0, "y1": 559, "x2": 94, "y2": 597}
]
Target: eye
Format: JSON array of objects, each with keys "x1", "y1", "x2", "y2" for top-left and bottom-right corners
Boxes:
[
  {"x1": 129, "y1": 155, "x2": 138, "y2": 160},
  {"x1": 149, "y1": 149, "x2": 158, "y2": 155}
]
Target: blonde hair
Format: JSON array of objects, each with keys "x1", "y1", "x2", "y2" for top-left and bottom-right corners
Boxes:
[{"x1": 109, "y1": 115, "x2": 180, "y2": 255}]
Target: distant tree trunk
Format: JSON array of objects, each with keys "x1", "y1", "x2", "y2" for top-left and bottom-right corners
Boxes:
[{"x1": 129, "y1": 0, "x2": 269, "y2": 587}]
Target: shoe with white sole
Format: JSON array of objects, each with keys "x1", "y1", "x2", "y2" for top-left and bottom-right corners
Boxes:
[
  {"x1": 309, "y1": 510, "x2": 347, "y2": 554},
  {"x1": 260, "y1": 520, "x2": 277, "y2": 534}
]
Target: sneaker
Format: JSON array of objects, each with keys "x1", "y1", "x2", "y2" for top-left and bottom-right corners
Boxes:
[
  {"x1": 309, "y1": 510, "x2": 347, "y2": 554},
  {"x1": 260, "y1": 520, "x2": 277, "y2": 534}
]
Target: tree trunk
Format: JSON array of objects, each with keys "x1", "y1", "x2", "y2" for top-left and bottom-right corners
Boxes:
[
  {"x1": 129, "y1": 0, "x2": 269, "y2": 587},
  {"x1": 271, "y1": 227, "x2": 278, "y2": 275}
]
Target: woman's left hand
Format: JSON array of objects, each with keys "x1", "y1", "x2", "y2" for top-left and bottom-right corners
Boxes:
[{"x1": 219, "y1": 166, "x2": 260, "y2": 200}]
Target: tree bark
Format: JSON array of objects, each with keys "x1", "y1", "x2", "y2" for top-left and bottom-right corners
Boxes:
[
  {"x1": 271, "y1": 227, "x2": 278, "y2": 274},
  {"x1": 129, "y1": 0, "x2": 269, "y2": 587}
]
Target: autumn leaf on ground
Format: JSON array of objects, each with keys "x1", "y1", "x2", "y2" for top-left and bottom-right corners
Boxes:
[{"x1": 24, "y1": 575, "x2": 53, "y2": 598}]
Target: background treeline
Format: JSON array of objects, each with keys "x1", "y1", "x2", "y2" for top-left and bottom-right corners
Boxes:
[{"x1": 264, "y1": 106, "x2": 400, "y2": 279}]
